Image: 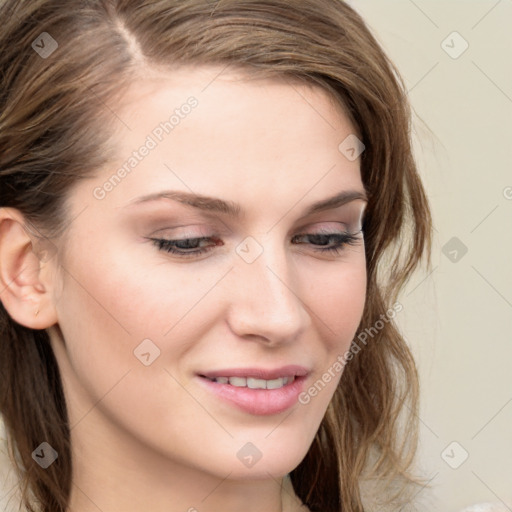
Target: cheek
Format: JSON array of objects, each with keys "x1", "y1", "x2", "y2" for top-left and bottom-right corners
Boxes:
[
  {"x1": 51, "y1": 249, "x2": 207, "y2": 437},
  {"x1": 311, "y1": 256, "x2": 367, "y2": 350},
  {"x1": 52, "y1": 243, "x2": 227, "y2": 388},
  {"x1": 56, "y1": 241, "x2": 207, "y2": 339},
  {"x1": 300, "y1": 256, "x2": 366, "y2": 405}
]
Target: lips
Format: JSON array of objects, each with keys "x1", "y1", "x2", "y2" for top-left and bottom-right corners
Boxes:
[{"x1": 197, "y1": 365, "x2": 309, "y2": 415}]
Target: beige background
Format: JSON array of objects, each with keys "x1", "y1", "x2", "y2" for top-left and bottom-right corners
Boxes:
[{"x1": 347, "y1": 0, "x2": 512, "y2": 510}]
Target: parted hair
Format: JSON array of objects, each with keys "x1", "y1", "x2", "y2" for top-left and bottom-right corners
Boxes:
[{"x1": 0, "y1": 1, "x2": 432, "y2": 511}]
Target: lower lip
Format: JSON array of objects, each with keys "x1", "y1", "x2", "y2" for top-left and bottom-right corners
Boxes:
[{"x1": 197, "y1": 376, "x2": 307, "y2": 416}]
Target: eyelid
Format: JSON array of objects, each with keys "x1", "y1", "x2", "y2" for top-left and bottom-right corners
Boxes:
[
  {"x1": 294, "y1": 205, "x2": 366, "y2": 231},
  {"x1": 149, "y1": 224, "x2": 218, "y2": 238},
  {"x1": 151, "y1": 221, "x2": 356, "y2": 241},
  {"x1": 294, "y1": 220, "x2": 360, "y2": 236}
]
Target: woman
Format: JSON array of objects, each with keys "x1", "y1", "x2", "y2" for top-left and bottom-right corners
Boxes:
[{"x1": 0, "y1": 1, "x2": 432, "y2": 511}]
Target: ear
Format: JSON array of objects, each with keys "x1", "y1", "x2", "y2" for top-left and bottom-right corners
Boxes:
[{"x1": 0, "y1": 207, "x2": 59, "y2": 329}]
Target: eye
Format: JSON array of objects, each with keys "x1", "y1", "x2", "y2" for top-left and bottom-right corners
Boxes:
[
  {"x1": 291, "y1": 231, "x2": 362, "y2": 255},
  {"x1": 148, "y1": 230, "x2": 362, "y2": 259},
  {"x1": 149, "y1": 236, "x2": 220, "y2": 259}
]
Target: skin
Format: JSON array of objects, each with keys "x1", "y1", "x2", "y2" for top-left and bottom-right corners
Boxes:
[{"x1": 0, "y1": 66, "x2": 367, "y2": 512}]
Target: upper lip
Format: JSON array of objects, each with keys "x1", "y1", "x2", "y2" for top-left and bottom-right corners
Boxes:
[{"x1": 198, "y1": 365, "x2": 309, "y2": 380}]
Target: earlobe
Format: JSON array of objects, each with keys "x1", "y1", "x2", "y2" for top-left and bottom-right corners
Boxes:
[{"x1": 0, "y1": 207, "x2": 58, "y2": 330}]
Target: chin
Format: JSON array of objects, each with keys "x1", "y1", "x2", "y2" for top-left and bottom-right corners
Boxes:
[
  {"x1": 218, "y1": 428, "x2": 314, "y2": 480},
  {"x1": 221, "y1": 455, "x2": 305, "y2": 481}
]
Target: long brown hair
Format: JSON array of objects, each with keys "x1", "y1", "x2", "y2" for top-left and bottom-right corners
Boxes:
[{"x1": 0, "y1": 1, "x2": 432, "y2": 511}]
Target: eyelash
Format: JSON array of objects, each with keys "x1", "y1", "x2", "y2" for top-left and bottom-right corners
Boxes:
[{"x1": 149, "y1": 231, "x2": 362, "y2": 259}]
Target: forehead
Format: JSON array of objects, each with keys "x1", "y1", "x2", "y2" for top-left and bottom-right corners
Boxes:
[
  {"x1": 75, "y1": 65, "x2": 364, "y2": 221},
  {"x1": 116, "y1": 64, "x2": 356, "y2": 139}
]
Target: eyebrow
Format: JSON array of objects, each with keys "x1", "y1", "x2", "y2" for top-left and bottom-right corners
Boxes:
[{"x1": 125, "y1": 189, "x2": 368, "y2": 218}]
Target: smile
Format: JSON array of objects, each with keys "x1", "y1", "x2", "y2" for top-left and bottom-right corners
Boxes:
[{"x1": 197, "y1": 366, "x2": 309, "y2": 415}]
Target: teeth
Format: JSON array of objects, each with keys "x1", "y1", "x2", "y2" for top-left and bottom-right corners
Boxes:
[
  {"x1": 266, "y1": 377, "x2": 285, "y2": 389},
  {"x1": 228, "y1": 377, "x2": 247, "y2": 387},
  {"x1": 212, "y1": 376, "x2": 295, "y2": 389},
  {"x1": 247, "y1": 378, "x2": 267, "y2": 389}
]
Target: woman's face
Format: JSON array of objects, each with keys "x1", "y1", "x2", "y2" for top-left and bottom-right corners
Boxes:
[{"x1": 47, "y1": 66, "x2": 367, "y2": 482}]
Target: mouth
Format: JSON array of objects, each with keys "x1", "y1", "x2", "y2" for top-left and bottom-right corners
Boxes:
[{"x1": 196, "y1": 366, "x2": 309, "y2": 416}]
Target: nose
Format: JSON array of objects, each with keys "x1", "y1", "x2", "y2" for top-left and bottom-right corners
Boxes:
[{"x1": 225, "y1": 238, "x2": 311, "y2": 346}]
